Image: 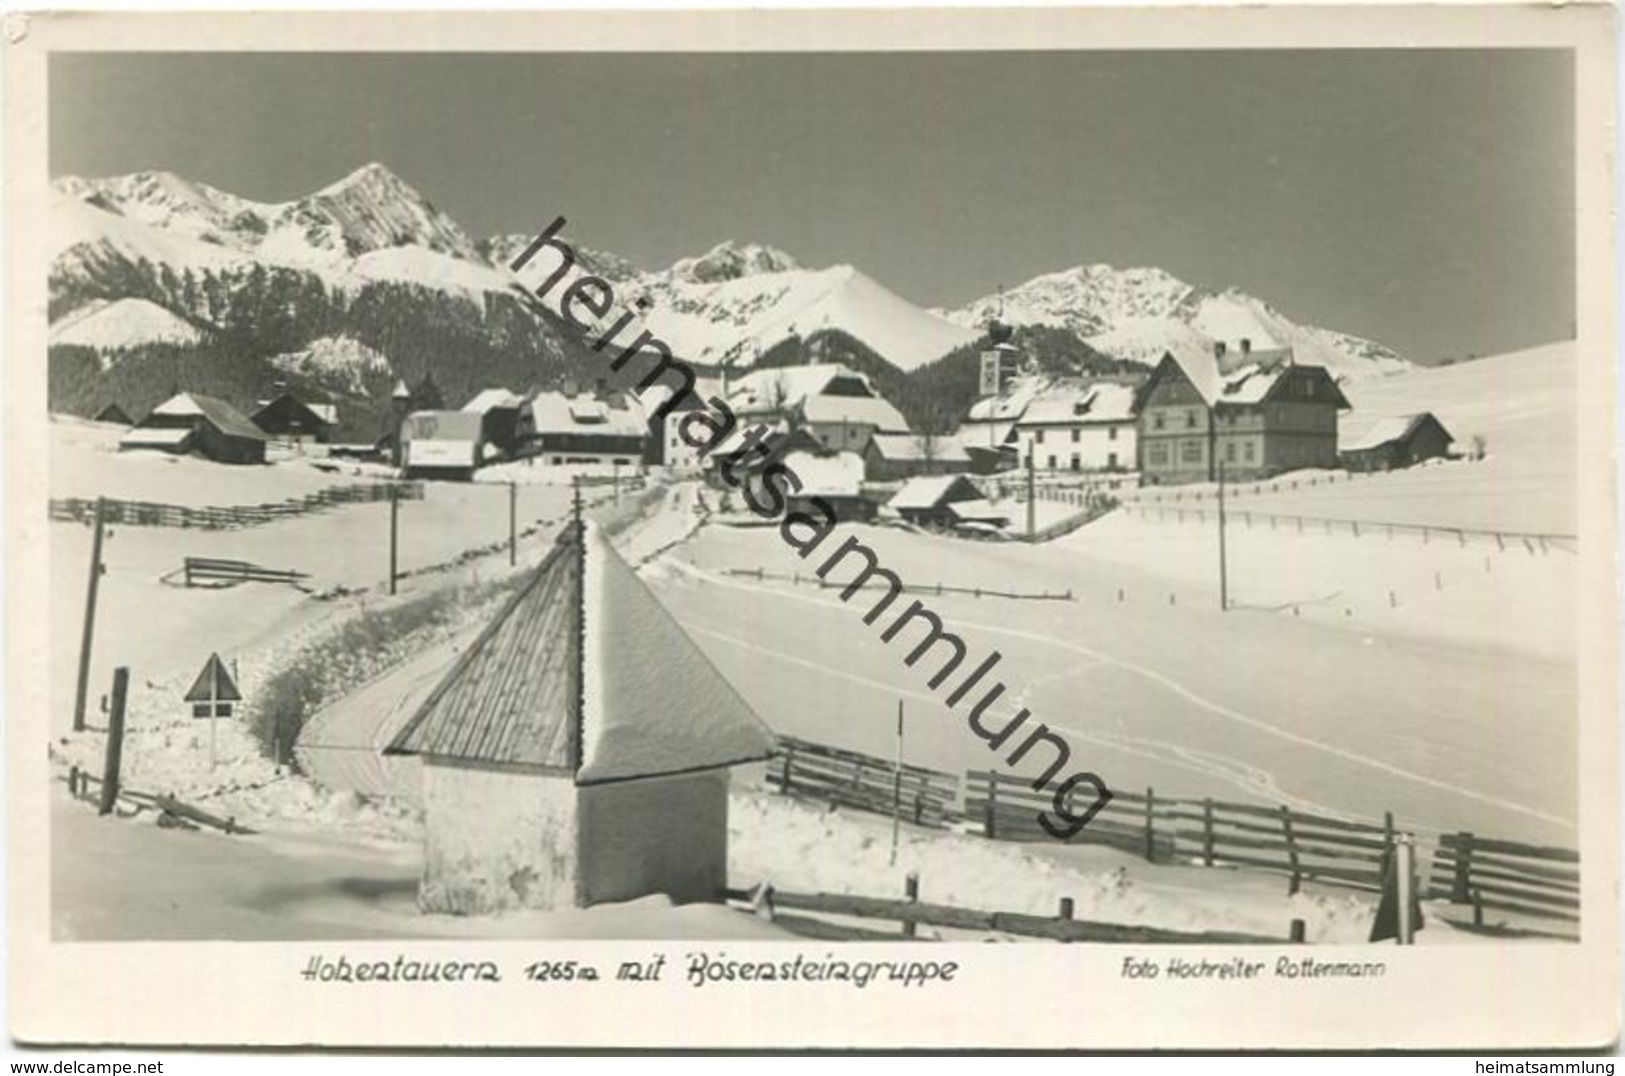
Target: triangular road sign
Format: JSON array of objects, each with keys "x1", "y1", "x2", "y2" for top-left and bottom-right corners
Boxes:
[{"x1": 184, "y1": 653, "x2": 242, "y2": 703}]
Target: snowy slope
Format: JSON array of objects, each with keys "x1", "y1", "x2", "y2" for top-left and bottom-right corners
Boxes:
[
  {"x1": 948, "y1": 263, "x2": 1410, "y2": 380},
  {"x1": 48, "y1": 297, "x2": 204, "y2": 351},
  {"x1": 268, "y1": 336, "x2": 395, "y2": 397}
]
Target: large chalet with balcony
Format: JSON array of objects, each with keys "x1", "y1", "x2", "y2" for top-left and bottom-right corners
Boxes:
[{"x1": 1136, "y1": 340, "x2": 1350, "y2": 485}]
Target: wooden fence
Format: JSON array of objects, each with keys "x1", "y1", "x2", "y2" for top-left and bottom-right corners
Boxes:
[
  {"x1": 1119, "y1": 501, "x2": 1575, "y2": 555},
  {"x1": 49, "y1": 482, "x2": 425, "y2": 532},
  {"x1": 725, "y1": 881, "x2": 1296, "y2": 944},
  {"x1": 64, "y1": 766, "x2": 254, "y2": 835},
  {"x1": 182, "y1": 557, "x2": 311, "y2": 588},
  {"x1": 762, "y1": 738, "x2": 1580, "y2": 935},
  {"x1": 768, "y1": 737, "x2": 960, "y2": 828},
  {"x1": 722, "y1": 566, "x2": 1074, "y2": 603},
  {"x1": 1428, "y1": 832, "x2": 1580, "y2": 927}
]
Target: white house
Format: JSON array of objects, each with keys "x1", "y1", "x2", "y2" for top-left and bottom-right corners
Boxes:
[
  {"x1": 1012, "y1": 381, "x2": 1138, "y2": 473},
  {"x1": 385, "y1": 519, "x2": 777, "y2": 914}
]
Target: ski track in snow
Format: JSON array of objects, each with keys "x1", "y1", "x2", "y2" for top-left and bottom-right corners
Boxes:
[{"x1": 660, "y1": 556, "x2": 1575, "y2": 833}]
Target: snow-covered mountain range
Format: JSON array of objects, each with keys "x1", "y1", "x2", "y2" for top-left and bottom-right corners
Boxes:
[
  {"x1": 944, "y1": 264, "x2": 1409, "y2": 380},
  {"x1": 51, "y1": 162, "x2": 1410, "y2": 379}
]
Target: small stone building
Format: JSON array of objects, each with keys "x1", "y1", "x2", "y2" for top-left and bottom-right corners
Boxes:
[{"x1": 385, "y1": 519, "x2": 775, "y2": 915}]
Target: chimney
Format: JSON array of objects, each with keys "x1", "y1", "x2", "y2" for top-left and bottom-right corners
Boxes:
[{"x1": 1241, "y1": 338, "x2": 1251, "y2": 356}]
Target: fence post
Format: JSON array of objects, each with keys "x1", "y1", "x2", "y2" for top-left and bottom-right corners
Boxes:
[
  {"x1": 1143, "y1": 787, "x2": 1157, "y2": 862},
  {"x1": 68, "y1": 764, "x2": 80, "y2": 799},
  {"x1": 984, "y1": 771, "x2": 998, "y2": 839},
  {"x1": 1203, "y1": 798, "x2": 1215, "y2": 866},
  {"x1": 1281, "y1": 805, "x2": 1301, "y2": 895},
  {"x1": 97, "y1": 667, "x2": 130, "y2": 816},
  {"x1": 902, "y1": 872, "x2": 919, "y2": 938},
  {"x1": 1451, "y1": 831, "x2": 1474, "y2": 903}
]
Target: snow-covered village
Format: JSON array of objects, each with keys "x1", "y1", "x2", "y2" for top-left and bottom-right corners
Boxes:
[{"x1": 39, "y1": 49, "x2": 1584, "y2": 953}]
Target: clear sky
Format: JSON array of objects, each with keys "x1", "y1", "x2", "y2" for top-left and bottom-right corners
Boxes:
[{"x1": 50, "y1": 50, "x2": 1574, "y2": 363}]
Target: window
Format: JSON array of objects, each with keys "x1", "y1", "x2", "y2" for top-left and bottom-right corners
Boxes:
[
  {"x1": 1180, "y1": 440, "x2": 1203, "y2": 464},
  {"x1": 1153, "y1": 414, "x2": 1165, "y2": 431},
  {"x1": 1147, "y1": 444, "x2": 1170, "y2": 466},
  {"x1": 1070, "y1": 454, "x2": 1081, "y2": 472},
  {"x1": 1107, "y1": 452, "x2": 1119, "y2": 469},
  {"x1": 1244, "y1": 441, "x2": 1255, "y2": 461},
  {"x1": 1035, "y1": 429, "x2": 1045, "y2": 444},
  {"x1": 1047, "y1": 455, "x2": 1057, "y2": 470},
  {"x1": 1186, "y1": 410, "x2": 1198, "y2": 429},
  {"x1": 1225, "y1": 442, "x2": 1237, "y2": 462},
  {"x1": 1108, "y1": 426, "x2": 1118, "y2": 441},
  {"x1": 1071, "y1": 429, "x2": 1080, "y2": 443}
]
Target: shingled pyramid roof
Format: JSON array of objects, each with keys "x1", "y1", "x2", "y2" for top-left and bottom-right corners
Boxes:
[{"x1": 385, "y1": 520, "x2": 775, "y2": 784}]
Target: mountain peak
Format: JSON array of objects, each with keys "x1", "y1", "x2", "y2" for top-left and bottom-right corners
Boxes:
[
  {"x1": 317, "y1": 161, "x2": 413, "y2": 198},
  {"x1": 670, "y1": 240, "x2": 800, "y2": 283}
]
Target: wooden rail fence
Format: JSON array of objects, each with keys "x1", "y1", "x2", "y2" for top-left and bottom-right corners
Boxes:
[
  {"x1": 725, "y1": 882, "x2": 1296, "y2": 944},
  {"x1": 181, "y1": 557, "x2": 311, "y2": 588},
  {"x1": 765, "y1": 738, "x2": 1580, "y2": 935},
  {"x1": 768, "y1": 737, "x2": 959, "y2": 828},
  {"x1": 1119, "y1": 502, "x2": 1575, "y2": 555},
  {"x1": 64, "y1": 766, "x2": 254, "y2": 835},
  {"x1": 49, "y1": 482, "x2": 425, "y2": 532}
]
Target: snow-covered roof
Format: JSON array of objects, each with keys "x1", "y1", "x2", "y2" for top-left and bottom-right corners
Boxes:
[
  {"x1": 1018, "y1": 382, "x2": 1138, "y2": 426},
  {"x1": 461, "y1": 388, "x2": 523, "y2": 414},
  {"x1": 781, "y1": 450, "x2": 864, "y2": 498},
  {"x1": 387, "y1": 522, "x2": 775, "y2": 783},
  {"x1": 1153, "y1": 346, "x2": 1350, "y2": 411},
  {"x1": 965, "y1": 377, "x2": 1044, "y2": 423},
  {"x1": 529, "y1": 392, "x2": 647, "y2": 439},
  {"x1": 1340, "y1": 412, "x2": 1451, "y2": 453},
  {"x1": 119, "y1": 426, "x2": 193, "y2": 449},
  {"x1": 866, "y1": 433, "x2": 971, "y2": 462},
  {"x1": 888, "y1": 474, "x2": 982, "y2": 511},
  {"x1": 800, "y1": 393, "x2": 909, "y2": 432},
  {"x1": 148, "y1": 393, "x2": 268, "y2": 441},
  {"x1": 725, "y1": 364, "x2": 870, "y2": 413}
]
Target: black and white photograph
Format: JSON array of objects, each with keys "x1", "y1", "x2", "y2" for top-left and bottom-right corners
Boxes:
[{"x1": 6, "y1": 5, "x2": 1618, "y2": 1051}]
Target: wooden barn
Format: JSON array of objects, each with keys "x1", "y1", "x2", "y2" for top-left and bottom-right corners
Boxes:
[
  {"x1": 1339, "y1": 412, "x2": 1455, "y2": 472},
  {"x1": 384, "y1": 518, "x2": 776, "y2": 914},
  {"x1": 863, "y1": 433, "x2": 972, "y2": 483},
  {"x1": 119, "y1": 393, "x2": 268, "y2": 465},
  {"x1": 251, "y1": 392, "x2": 336, "y2": 444},
  {"x1": 886, "y1": 474, "x2": 1007, "y2": 530}
]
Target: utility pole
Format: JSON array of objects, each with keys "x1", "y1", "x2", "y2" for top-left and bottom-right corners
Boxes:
[
  {"x1": 508, "y1": 481, "x2": 518, "y2": 567},
  {"x1": 388, "y1": 484, "x2": 400, "y2": 595},
  {"x1": 1217, "y1": 460, "x2": 1229, "y2": 611},
  {"x1": 72, "y1": 497, "x2": 109, "y2": 733},
  {"x1": 1026, "y1": 451, "x2": 1037, "y2": 541},
  {"x1": 98, "y1": 666, "x2": 129, "y2": 816}
]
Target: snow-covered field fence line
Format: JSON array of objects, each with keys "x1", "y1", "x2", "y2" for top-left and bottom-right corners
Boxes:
[
  {"x1": 720, "y1": 566, "x2": 1075, "y2": 603},
  {"x1": 63, "y1": 766, "x2": 255, "y2": 836},
  {"x1": 1119, "y1": 502, "x2": 1577, "y2": 554},
  {"x1": 49, "y1": 481, "x2": 426, "y2": 532},
  {"x1": 721, "y1": 880, "x2": 1297, "y2": 944},
  {"x1": 767, "y1": 738, "x2": 1581, "y2": 938}
]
